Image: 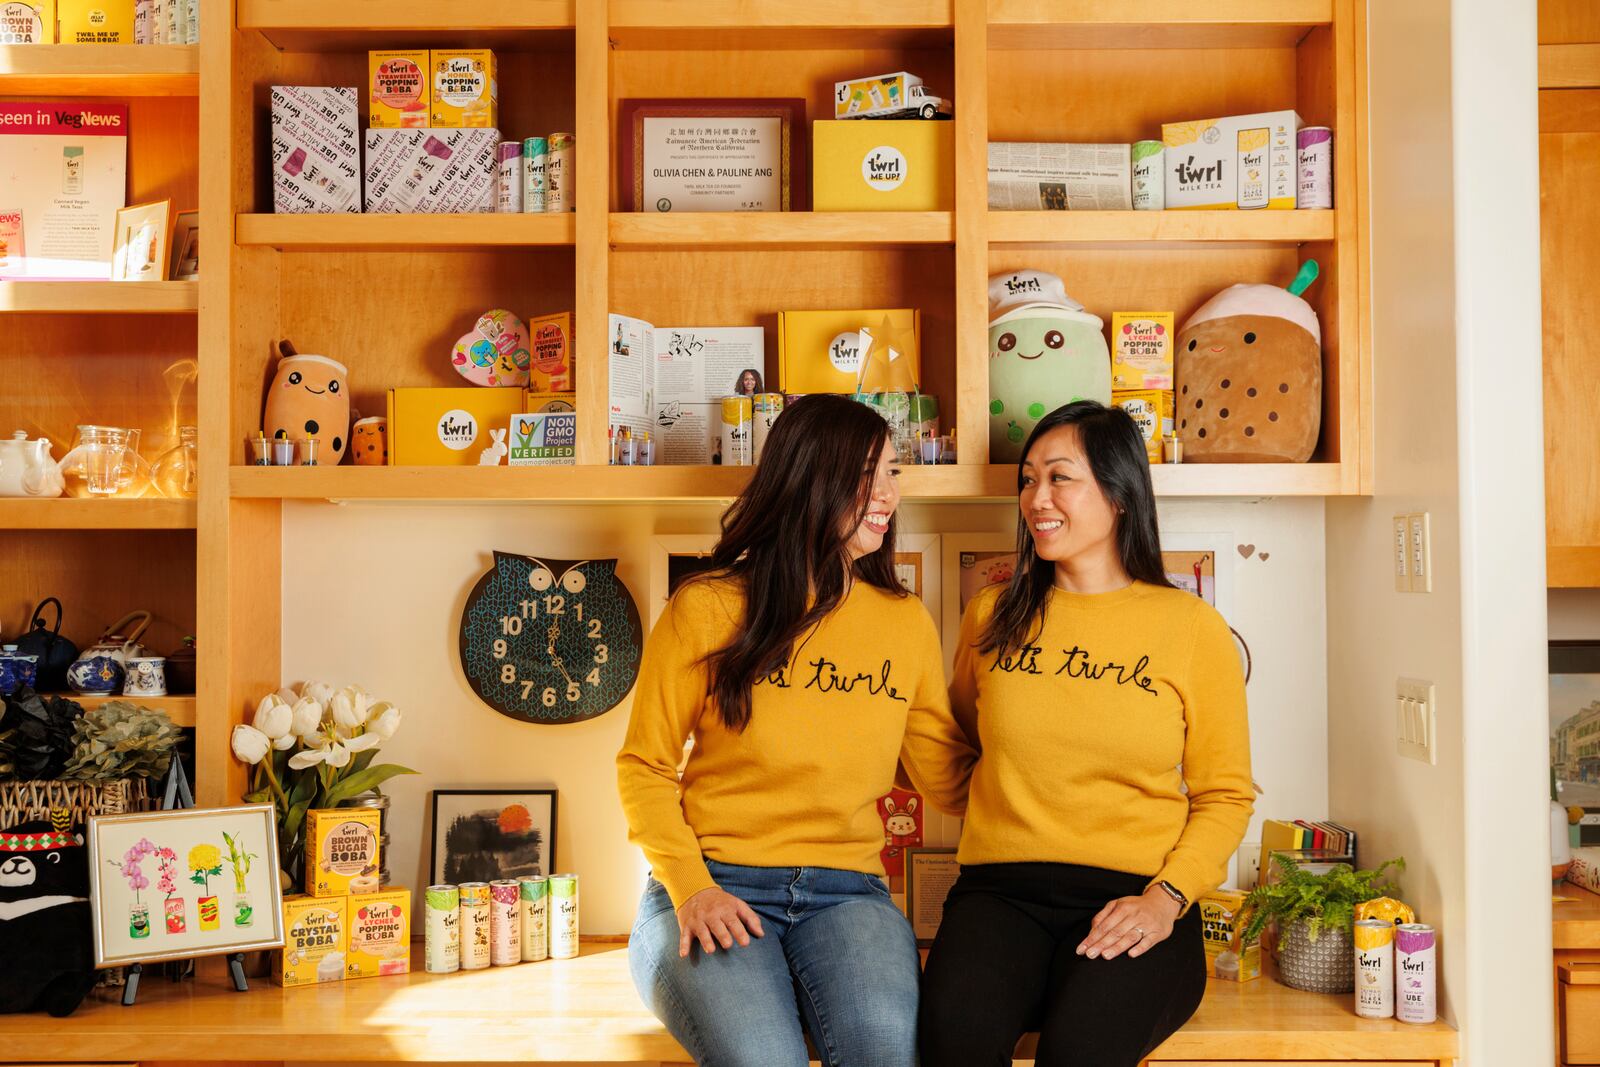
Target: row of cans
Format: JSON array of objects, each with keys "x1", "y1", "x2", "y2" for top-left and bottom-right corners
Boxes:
[
  {"x1": 719, "y1": 393, "x2": 784, "y2": 466},
  {"x1": 424, "y1": 874, "x2": 579, "y2": 973},
  {"x1": 1129, "y1": 128, "x2": 1333, "y2": 211},
  {"x1": 496, "y1": 134, "x2": 575, "y2": 214},
  {"x1": 1354, "y1": 919, "x2": 1436, "y2": 1023}
]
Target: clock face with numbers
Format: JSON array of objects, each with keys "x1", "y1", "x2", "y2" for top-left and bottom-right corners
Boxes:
[{"x1": 459, "y1": 552, "x2": 643, "y2": 725}]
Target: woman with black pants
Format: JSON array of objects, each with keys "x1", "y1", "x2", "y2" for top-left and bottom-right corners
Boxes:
[{"x1": 917, "y1": 402, "x2": 1254, "y2": 1066}]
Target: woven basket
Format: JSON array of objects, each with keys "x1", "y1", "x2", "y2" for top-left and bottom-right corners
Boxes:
[{"x1": 0, "y1": 778, "x2": 152, "y2": 828}]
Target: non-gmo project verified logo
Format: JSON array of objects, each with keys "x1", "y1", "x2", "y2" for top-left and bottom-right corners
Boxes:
[{"x1": 862, "y1": 146, "x2": 907, "y2": 191}]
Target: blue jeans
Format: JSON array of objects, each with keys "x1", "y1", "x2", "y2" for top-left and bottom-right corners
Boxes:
[{"x1": 629, "y1": 860, "x2": 920, "y2": 1067}]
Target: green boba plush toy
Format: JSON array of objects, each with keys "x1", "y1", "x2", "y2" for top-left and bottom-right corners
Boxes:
[{"x1": 988, "y1": 269, "x2": 1112, "y2": 463}]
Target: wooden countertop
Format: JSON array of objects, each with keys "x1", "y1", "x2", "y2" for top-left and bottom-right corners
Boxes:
[
  {"x1": 6, "y1": 940, "x2": 1457, "y2": 1064},
  {"x1": 1556, "y1": 883, "x2": 1600, "y2": 950}
]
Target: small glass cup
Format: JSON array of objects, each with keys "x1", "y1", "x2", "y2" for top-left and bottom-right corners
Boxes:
[
  {"x1": 248, "y1": 434, "x2": 271, "y2": 466},
  {"x1": 271, "y1": 437, "x2": 296, "y2": 466},
  {"x1": 298, "y1": 438, "x2": 321, "y2": 466},
  {"x1": 919, "y1": 436, "x2": 943, "y2": 465},
  {"x1": 939, "y1": 435, "x2": 957, "y2": 464}
]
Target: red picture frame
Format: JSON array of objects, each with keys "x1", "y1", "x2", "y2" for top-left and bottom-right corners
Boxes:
[{"x1": 618, "y1": 97, "x2": 809, "y2": 212}]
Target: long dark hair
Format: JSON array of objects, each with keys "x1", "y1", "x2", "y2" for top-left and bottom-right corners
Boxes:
[
  {"x1": 980, "y1": 401, "x2": 1172, "y2": 658},
  {"x1": 692, "y1": 394, "x2": 903, "y2": 731}
]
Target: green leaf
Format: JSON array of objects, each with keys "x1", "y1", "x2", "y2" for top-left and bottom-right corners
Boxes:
[
  {"x1": 322, "y1": 763, "x2": 417, "y2": 807},
  {"x1": 242, "y1": 789, "x2": 270, "y2": 804},
  {"x1": 347, "y1": 748, "x2": 378, "y2": 776}
]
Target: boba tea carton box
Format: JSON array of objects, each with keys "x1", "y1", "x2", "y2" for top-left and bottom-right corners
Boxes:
[
  {"x1": 529, "y1": 311, "x2": 573, "y2": 392},
  {"x1": 1162, "y1": 109, "x2": 1301, "y2": 211},
  {"x1": 1112, "y1": 390, "x2": 1173, "y2": 464},
  {"x1": 1198, "y1": 889, "x2": 1260, "y2": 982},
  {"x1": 1110, "y1": 311, "x2": 1174, "y2": 390},
  {"x1": 363, "y1": 127, "x2": 499, "y2": 213},
  {"x1": 347, "y1": 888, "x2": 412, "y2": 979},
  {"x1": 387, "y1": 386, "x2": 529, "y2": 465},
  {"x1": 430, "y1": 48, "x2": 497, "y2": 128},
  {"x1": 1, "y1": 0, "x2": 55, "y2": 43},
  {"x1": 777, "y1": 308, "x2": 921, "y2": 394},
  {"x1": 270, "y1": 86, "x2": 361, "y2": 214},
  {"x1": 58, "y1": 0, "x2": 132, "y2": 42},
  {"x1": 304, "y1": 808, "x2": 382, "y2": 897},
  {"x1": 368, "y1": 50, "x2": 430, "y2": 129},
  {"x1": 278, "y1": 894, "x2": 348, "y2": 986}
]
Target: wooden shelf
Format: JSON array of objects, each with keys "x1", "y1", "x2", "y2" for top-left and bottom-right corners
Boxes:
[
  {"x1": 608, "y1": 0, "x2": 952, "y2": 49},
  {"x1": 237, "y1": 213, "x2": 577, "y2": 251},
  {"x1": 67, "y1": 692, "x2": 196, "y2": 726},
  {"x1": 1541, "y1": 43, "x2": 1600, "y2": 88},
  {"x1": 236, "y1": 0, "x2": 575, "y2": 50},
  {"x1": 610, "y1": 212, "x2": 955, "y2": 250},
  {"x1": 0, "y1": 281, "x2": 198, "y2": 314},
  {"x1": 988, "y1": 0, "x2": 1333, "y2": 49},
  {"x1": 986, "y1": 210, "x2": 1336, "y2": 246},
  {"x1": 0, "y1": 44, "x2": 198, "y2": 95},
  {"x1": 0, "y1": 498, "x2": 196, "y2": 530},
  {"x1": 230, "y1": 462, "x2": 1348, "y2": 501}
]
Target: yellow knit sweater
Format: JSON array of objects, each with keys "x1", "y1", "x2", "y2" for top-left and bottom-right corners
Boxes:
[
  {"x1": 947, "y1": 581, "x2": 1254, "y2": 905},
  {"x1": 616, "y1": 577, "x2": 973, "y2": 907}
]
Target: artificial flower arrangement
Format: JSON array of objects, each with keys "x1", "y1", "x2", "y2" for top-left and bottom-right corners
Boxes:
[{"x1": 230, "y1": 681, "x2": 414, "y2": 888}]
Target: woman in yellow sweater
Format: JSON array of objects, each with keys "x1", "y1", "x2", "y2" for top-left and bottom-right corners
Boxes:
[
  {"x1": 617, "y1": 395, "x2": 972, "y2": 1067},
  {"x1": 919, "y1": 401, "x2": 1254, "y2": 1067}
]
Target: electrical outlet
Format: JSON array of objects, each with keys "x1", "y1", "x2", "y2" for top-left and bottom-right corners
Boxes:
[
  {"x1": 1236, "y1": 842, "x2": 1262, "y2": 889},
  {"x1": 1409, "y1": 512, "x2": 1432, "y2": 593},
  {"x1": 1393, "y1": 515, "x2": 1410, "y2": 592},
  {"x1": 1397, "y1": 678, "x2": 1437, "y2": 764}
]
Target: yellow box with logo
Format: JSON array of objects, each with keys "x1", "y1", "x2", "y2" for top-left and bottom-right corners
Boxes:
[
  {"x1": 58, "y1": 0, "x2": 132, "y2": 42},
  {"x1": 304, "y1": 807, "x2": 382, "y2": 897},
  {"x1": 430, "y1": 48, "x2": 497, "y2": 128},
  {"x1": 368, "y1": 49, "x2": 430, "y2": 128},
  {"x1": 812, "y1": 120, "x2": 953, "y2": 212},
  {"x1": 1113, "y1": 389, "x2": 1173, "y2": 464},
  {"x1": 777, "y1": 308, "x2": 921, "y2": 394},
  {"x1": 278, "y1": 895, "x2": 348, "y2": 987},
  {"x1": 1, "y1": 0, "x2": 56, "y2": 42},
  {"x1": 387, "y1": 387, "x2": 529, "y2": 466},
  {"x1": 526, "y1": 391, "x2": 576, "y2": 413},
  {"x1": 1198, "y1": 889, "x2": 1260, "y2": 982},
  {"x1": 347, "y1": 888, "x2": 411, "y2": 979}
]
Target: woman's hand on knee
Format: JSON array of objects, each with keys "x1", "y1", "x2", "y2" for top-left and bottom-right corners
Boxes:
[
  {"x1": 1076, "y1": 887, "x2": 1181, "y2": 961},
  {"x1": 676, "y1": 886, "x2": 765, "y2": 958}
]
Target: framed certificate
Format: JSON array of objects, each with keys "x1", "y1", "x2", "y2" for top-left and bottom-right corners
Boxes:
[
  {"x1": 619, "y1": 98, "x2": 807, "y2": 212},
  {"x1": 904, "y1": 847, "x2": 960, "y2": 946}
]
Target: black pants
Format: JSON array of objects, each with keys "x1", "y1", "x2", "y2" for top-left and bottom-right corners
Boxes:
[{"x1": 919, "y1": 862, "x2": 1206, "y2": 1067}]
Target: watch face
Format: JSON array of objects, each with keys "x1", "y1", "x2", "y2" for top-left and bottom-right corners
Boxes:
[{"x1": 459, "y1": 551, "x2": 643, "y2": 724}]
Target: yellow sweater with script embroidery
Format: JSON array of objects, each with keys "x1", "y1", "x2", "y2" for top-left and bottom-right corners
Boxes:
[
  {"x1": 617, "y1": 577, "x2": 974, "y2": 908},
  {"x1": 948, "y1": 581, "x2": 1254, "y2": 906}
]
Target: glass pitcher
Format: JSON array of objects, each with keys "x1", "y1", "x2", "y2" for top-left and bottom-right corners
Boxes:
[
  {"x1": 151, "y1": 425, "x2": 198, "y2": 498},
  {"x1": 57, "y1": 425, "x2": 152, "y2": 497}
]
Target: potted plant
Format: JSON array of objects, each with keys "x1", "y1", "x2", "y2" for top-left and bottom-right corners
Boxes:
[
  {"x1": 230, "y1": 682, "x2": 413, "y2": 889},
  {"x1": 1242, "y1": 853, "x2": 1405, "y2": 993}
]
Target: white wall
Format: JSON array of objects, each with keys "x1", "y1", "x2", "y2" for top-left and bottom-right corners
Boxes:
[
  {"x1": 1551, "y1": 589, "x2": 1600, "y2": 639},
  {"x1": 283, "y1": 496, "x2": 1326, "y2": 933}
]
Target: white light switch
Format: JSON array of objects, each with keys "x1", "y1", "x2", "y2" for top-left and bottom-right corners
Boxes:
[
  {"x1": 1397, "y1": 678, "x2": 1437, "y2": 764},
  {"x1": 1393, "y1": 515, "x2": 1410, "y2": 592}
]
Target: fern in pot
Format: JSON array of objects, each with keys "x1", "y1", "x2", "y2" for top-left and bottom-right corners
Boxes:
[{"x1": 1241, "y1": 854, "x2": 1404, "y2": 993}]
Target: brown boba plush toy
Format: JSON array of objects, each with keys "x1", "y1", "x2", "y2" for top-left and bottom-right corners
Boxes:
[{"x1": 1176, "y1": 261, "x2": 1322, "y2": 463}]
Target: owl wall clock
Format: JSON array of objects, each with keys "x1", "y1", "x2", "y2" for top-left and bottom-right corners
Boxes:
[{"x1": 459, "y1": 552, "x2": 643, "y2": 724}]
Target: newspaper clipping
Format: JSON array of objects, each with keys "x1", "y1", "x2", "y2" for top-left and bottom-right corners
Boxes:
[{"x1": 987, "y1": 142, "x2": 1133, "y2": 211}]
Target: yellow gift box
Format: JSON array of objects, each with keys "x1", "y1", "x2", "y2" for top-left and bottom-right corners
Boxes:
[
  {"x1": 347, "y1": 888, "x2": 411, "y2": 979},
  {"x1": 1112, "y1": 389, "x2": 1174, "y2": 464},
  {"x1": 778, "y1": 308, "x2": 921, "y2": 394},
  {"x1": 58, "y1": 0, "x2": 131, "y2": 42},
  {"x1": 430, "y1": 48, "x2": 498, "y2": 128},
  {"x1": 387, "y1": 387, "x2": 528, "y2": 466},
  {"x1": 812, "y1": 120, "x2": 953, "y2": 212},
  {"x1": 2, "y1": 0, "x2": 55, "y2": 42},
  {"x1": 278, "y1": 895, "x2": 348, "y2": 987},
  {"x1": 304, "y1": 807, "x2": 382, "y2": 897}
]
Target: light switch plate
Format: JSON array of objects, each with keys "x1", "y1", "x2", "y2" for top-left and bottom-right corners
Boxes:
[
  {"x1": 1393, "y1": 515, "x2": 1410, "y2": 592},
  {"x1": 1397, "y1": 678, "x2": 1437, "y2": 763}
]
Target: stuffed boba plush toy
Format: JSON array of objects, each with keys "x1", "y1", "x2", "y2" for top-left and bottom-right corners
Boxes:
[
  {"x1": 987, "y1": 269, "x2": 1112, "y2": 464},
  {"x1": 0, "y1": 813, "x2": 97, "y2": 1017},
  {"x1": 1175, "y1": 261, "x2": 1322, "y2": 463}
]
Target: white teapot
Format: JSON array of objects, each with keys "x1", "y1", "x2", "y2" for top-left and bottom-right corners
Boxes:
[{"x1": 0, "y1": 432, "x2": 64, "y2": 498}]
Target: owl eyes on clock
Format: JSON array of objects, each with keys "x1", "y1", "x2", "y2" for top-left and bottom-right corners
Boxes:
[{"x1": 528, "y1": 563, "x2": 587, "y2": 594}]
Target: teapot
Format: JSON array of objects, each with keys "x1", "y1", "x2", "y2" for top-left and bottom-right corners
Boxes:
[
  {"x1": 12, "y1": 597, "x2": 78, "y2": 692},
  {"x1": 66, "y1": 610, "x2": 152, "y2": 695},
  {"x1": 0, "y1": 432, "x2": 64, "y2": 498}
]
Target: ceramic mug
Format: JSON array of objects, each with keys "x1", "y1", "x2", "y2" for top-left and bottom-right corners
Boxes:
[
  {"x1": 123, "y1": 656, "x2": 167, "y2": 697},
  {"x1": 0, "y1": 647, "x2": 39, "y2": 696}
]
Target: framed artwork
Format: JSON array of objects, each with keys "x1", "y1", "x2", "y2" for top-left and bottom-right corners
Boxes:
[
  {"x1": 110, "y1": 199, "x2": 171, "y2": 282},
  {"x1": 940, "y1": 533, "x2": 1018, "y2": 668},
  {"x1": 1552, "y1": 641, "x2": 1600, "y2": 845},
  {"x1": 85, "y1": 804, "x2": 284, "y2": 968},
  {"x1": 618, "y1": 97, "x2": 808, "y2": 212},
  {"x1": 894, "y1": 533, "x2": 942, "y2": 639},
  {"x1": 430, "y1": 789, "x2": 558, "y2": 886},
  {"x1": 648, "y1": 534, "x2": 723, "y2": 627},
  {"x1": 168, "y1": 208, "x2": 198, "y2": 280},
  {"x1": 1160, "y1": 531, "x2": 1235, "y2": 617},
  {"x1": 904, "y1": 847, "x2": 960, "y2": 946}
]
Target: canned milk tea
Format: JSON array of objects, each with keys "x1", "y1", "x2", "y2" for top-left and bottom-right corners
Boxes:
[
  {"x1": 549, "y1": 873, "x2": 579, "y2": 959},
  {"x1": 1395, "y1": 923, "x2": 1436, "y2": 1024},
  {"x1": 489, "y1": 879, "x2": 522, "y2": 966},
  {"x1": 720, "y1": 396, "x2": 753, "y2": 466},
  {"x1": 458, "y1": 881, "x2": 492, "y2": 971},
  {"x1": 1297, "y1": 127, "x2": 1334, "y2": 209},
  {"x1": 1131, "y1": 141, "x2": 1165, "y2": 211},
  {"x1": 520, "y1": 876, "x2": 550, "y2": 962},
  {"x1": 497, "y1": 142, "x2": 523, "y2": 213},
  {"x1": 522, "y1": 136, "x2": 547, "y2": 213},
  {"x1": 424, "y1": 884, "x2": 460, "y2": 974},
  {"x1": 751, "y1": 393, "x2": 784, "y2": 462},
  {"x1": 1354, "y1": 918, "x2": 1395, "y2": 1018},
  {"x1": 546, "y1": 133, "x2": 574, "y2": 213}
]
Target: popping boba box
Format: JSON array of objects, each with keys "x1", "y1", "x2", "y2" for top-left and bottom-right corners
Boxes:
[
  {"x1": 1111, "y1": 311, "x2": 1174, "y2": 390},
  {"x1": 369, "y1": 50, "x2": 430, "y2": 128},
  {"x1": 1198, "y1": 889, "x2": 1261, "y2": 982},
  {"x1": 278, "y1": 894, "x2": 348, "y2": 987},
  {"x1": 304, "y1": 807, "x2": 382, "y2": 897},
  {"x1": 347, "y1": 888, "x2": 411, "y2": 979},
  {"x1": 430, "y1": 48, "x2": 497, "y2": 128},
  {"x1": 529, "y1": 311, "x2": 573, "y2": 393}
]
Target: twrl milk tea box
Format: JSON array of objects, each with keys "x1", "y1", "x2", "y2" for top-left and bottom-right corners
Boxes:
[
  {"x1": 270, "y1": 86, "x2": 361, "y2": 214},
  {"x1": 363, "y1": 128, "x2": 499, "y2": 214}
]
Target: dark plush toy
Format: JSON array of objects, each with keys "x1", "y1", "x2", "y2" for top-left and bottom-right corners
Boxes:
[{"x1": 0, "y1": 812, "x2": 98, "y2": 1017}]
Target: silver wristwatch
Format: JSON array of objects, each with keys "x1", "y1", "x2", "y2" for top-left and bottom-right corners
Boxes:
[{"x1": 1154, "y1": 880, "x2": 1188, "y2": 909}]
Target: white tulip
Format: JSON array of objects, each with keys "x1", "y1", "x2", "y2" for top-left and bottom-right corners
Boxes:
[
  {"x1": 290, "y1": 697, "x2": 324, "y2": 740},
  {"x1": 343, "y1": 732, "x2": 381, "y2": 754},
  {"x1": 276, "y1": 686, "x2": 298, "y2": 705},
  {"x1": 366, "y1": 704, "x2": 401, "y2": 741},
  {"x1": 331, "y1": 687, "x2": 370, "y2": 730},
  {"x1": 322, "y1": 740, "x2": 352, "y2": 768},
  {"x1": 288, "y1": 744, "x2": 327, "y2": 770},
  {"x1": 230, "y1": 724, "x2": 270, "y2": 764},
  {"x1": 272, "y1": 733, "x2": 297, "y2": 750},
  {"x1": 253, "y1": 694, "x2": 293, "y2": 740},
  {"x1": 302, "y1": 681, "x2": 335, "y2": 705}
]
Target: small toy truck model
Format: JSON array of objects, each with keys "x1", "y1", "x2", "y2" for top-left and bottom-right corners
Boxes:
[{"x1": 834, "y1": 71, "x2": 953, "y2": 120}]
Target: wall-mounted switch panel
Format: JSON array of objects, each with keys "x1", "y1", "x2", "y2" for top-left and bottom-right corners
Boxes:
[{"x1": 1397, "y1": 678, "x2": 1437, "y2": 764}]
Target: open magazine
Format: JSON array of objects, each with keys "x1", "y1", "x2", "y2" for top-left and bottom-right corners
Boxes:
[{"x1": 608, "y1": 314, "x2": 765, "y2": 464}]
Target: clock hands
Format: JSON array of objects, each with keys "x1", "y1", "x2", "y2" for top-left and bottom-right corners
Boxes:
[{"x1": 546, "y1": 619, "x2": 574, "y2": 686}]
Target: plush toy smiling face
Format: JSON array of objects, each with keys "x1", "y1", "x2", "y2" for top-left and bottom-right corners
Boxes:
[
  {"x1": 263, "y1": 354, "x2": 352, "y2": 463},
  {"x1": 988, "y1": 310, "x2": 1112, "y2": 464}
]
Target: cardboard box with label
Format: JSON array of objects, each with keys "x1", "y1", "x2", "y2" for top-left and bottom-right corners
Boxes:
[
  {"x1": 1198, "y1": 889, "x2": 1261, "y2": 982},
  {"x1": 1112, "y1": 389, "x2": 1173, "y2": 464},
  {"x1": 430, "y1": 48, "x2": 497, "y2": 128},
  {"x1": 813, "y1": 120, "x2": 953, "y2": 212},
  {"x1": 304, "y1": 808, "x2": 381, "y2": 897},
  {"x1": 387, "y1": 387, "x2": 528, "y2": 465},
  {"x1": 278, "y1": 895, "x2": 348, "y2": 987},
  {"x1": 529, "y1": 311, "x2": 573, "y2": 392},
  {"x1": 1, "y1": 0, "x2": 54, "y2": 42},
  {"x1": 1162, "y1": 110, "x2": 1301, "y2": 211},
  {"x1": 1111, "y1": 311, "x2": 1174, "y2": 390},
  {"x1": 363, "y1": 127, "x2": 498, "y2": 213},
  {"x1": 58, "y1": 0, "x2": 131, "y2": 41},
  {"x1": 0, "y1": 101, "x2": 127, "y2": 279},
  {"x1": 347, "y1": 888, "x2": 411, "y2": 979},
  {"x1": 526, "y1": 391, "x2": 576, "y2": 413},
  {"x1": 778, "y1": 308, "x2": 921, "y2": 394},
  {"x1": 368, "y1": 50, "x2": 430, "y2": 129},
  {"x1": 270, "y1": 86, "x2": 361, "y2": 214}
]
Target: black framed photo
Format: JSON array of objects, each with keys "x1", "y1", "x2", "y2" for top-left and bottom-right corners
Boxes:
[
  {"x1": 429, "y1": 789, "x2": 558, "y2": 886},
  {"x1": 904, "y1": 847, "x2": 959, "y2": 947},
  {"x1": 1552, "y1": 640, "x2": 1600, "y2": 845}
]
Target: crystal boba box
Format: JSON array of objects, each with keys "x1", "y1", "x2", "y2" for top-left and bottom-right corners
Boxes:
[
  {"x1": 1198, "y1": 889, "x2": 1260, "y2": 982},
  {"x1": 278, "y1": 894, "x2": 348, "y2": 987},
  {"x1": 304, "y1": 808, "x2": 382, "y2": 897},
  {"x1": 347, "y1": 888, "x2": 411, "y2": 979}
]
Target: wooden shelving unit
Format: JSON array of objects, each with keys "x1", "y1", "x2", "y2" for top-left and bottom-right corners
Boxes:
[
  {"x1": 237, "y1": 212, "x2": 577, "y2": 250},
  {"x1": 610, "y1": 211, "x2": 955, "y2": 249},
  {"x1": 69, "y1": 692, "x2": 197, "y2": 726},
  {"x1": 0, "y1": 498, "x2": 197, "y2": 529},
  {"x1": 0, "y1": 280, "x2": 199, "y2": 314},
  {"x1": 0, "y1": 44, "x2": 199, "y2": 95},
  {"x1": 986, "y1": 210, "x2": 1337, "y2": 246}
]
